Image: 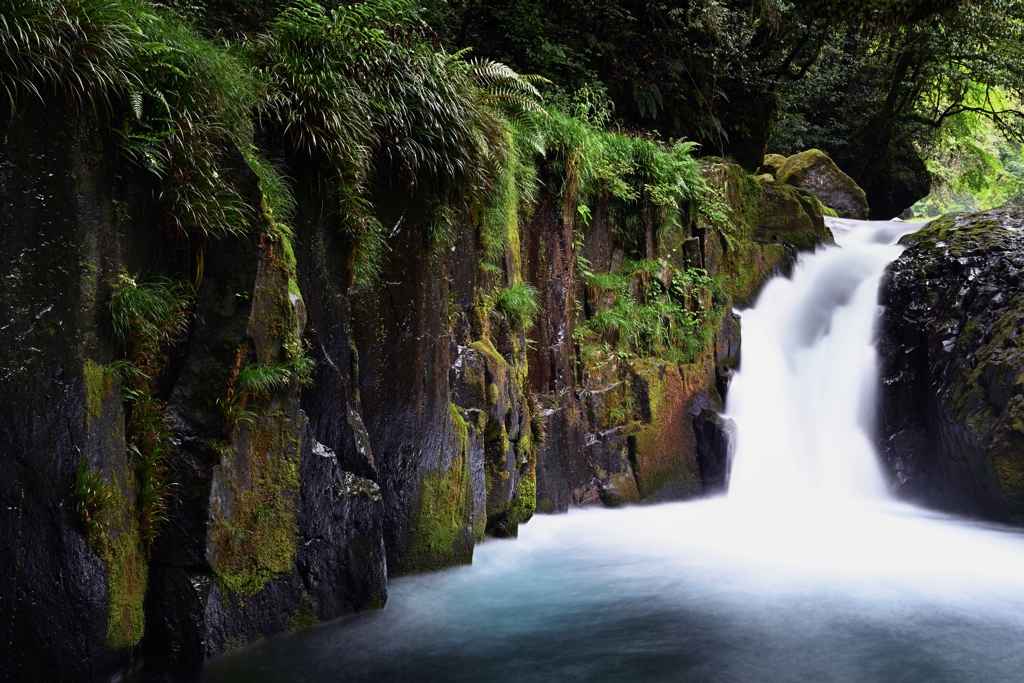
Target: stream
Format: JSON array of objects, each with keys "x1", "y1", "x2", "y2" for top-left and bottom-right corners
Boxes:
[{"x1": 203, "y1": 219, "x2": 1024, "y2": 683}]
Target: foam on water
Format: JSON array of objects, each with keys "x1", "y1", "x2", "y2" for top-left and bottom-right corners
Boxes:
[{"x1": 203, "y1": 219, "x2": 1024, "y2": 683}]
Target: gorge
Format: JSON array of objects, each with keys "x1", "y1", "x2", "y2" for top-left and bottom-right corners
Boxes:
[{"x1": 3, "y1": 1, "x2": 1024, "y2": 681}]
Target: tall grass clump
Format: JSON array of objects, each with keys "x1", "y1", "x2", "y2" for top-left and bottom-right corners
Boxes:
[
  {"x1": 73, "y1": 453, "x2": 117, "y2": 539},
  {"x1": 249, "y1": 0, "x2": 544, "y2": 287},
  {"x1": 0, "y1": 0, "x2": 258, "y2": 244},
  {"x1": 0, "y1": 0, "x2": 138, "y2": 115},
  {"x1": 496, "y1": 283, "x2": 541, "y2": 330}
]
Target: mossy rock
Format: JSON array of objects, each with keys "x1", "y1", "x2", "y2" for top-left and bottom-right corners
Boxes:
[
  {"x1": 776, "y1": 149, "x2": 869, "y2": 219},
  {"x1": 756, "y1": 153, "x2": 787, "y2": 177},
  {"x1": 760, "y1": 182, "x2": 833, "y2": 252}
]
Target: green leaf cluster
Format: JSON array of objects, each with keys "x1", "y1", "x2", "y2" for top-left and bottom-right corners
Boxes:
[{"x1": 579, "y1": 260, "x2": 726, "y2": 364}]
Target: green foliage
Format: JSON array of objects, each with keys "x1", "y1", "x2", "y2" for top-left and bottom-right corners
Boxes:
[
  {"x1": 913, "y1": 92, "x2": 1024, "y2": 216},
  {"x1": 771, "y1": 1, "x2": 1024, "y2": 192},
  {"x1": 221, "y1": 354, "x2": 314, "y2": 434},
  {"x1": 238, "y1": 362, "x2": 293, "y2": 398},
  {"x1": 0, "y1": 0, "x2": 258, "y2": 241},
  {"x1": 0, "y1": 0, "x2": 138, "y2": 115},
  {"x1": 73, "y1": 455, "x2": 116, "y2": 539},
  {"x1": 124, "y1": 392, "x2": 174, "y2": 549},
  {"x1": 109, "y1": 274, "x2": 192, "y2": 372},
  {"x1": 249, "y1": 0, "x2": 545, "y2": 288},
  {"x1": 107, "y1": 274, "x2": 191, "y2": 552},
  {"x1": 495, "y1": 283, "x2": 541, "y2": 330},
  {"x1": 246, "y1": 151, "x2": 296, "y2": 230},
  {"x1": 541, "y1": 107, "x2": 713, "y2": 256},
  {"x1": 579, "y1": 260, "x2": 725, "y2": 363}
]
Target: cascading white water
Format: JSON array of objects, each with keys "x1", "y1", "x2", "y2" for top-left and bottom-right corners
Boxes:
[
  {"x1": 206, "y1": 219, "x2": 1024, "y2": 683},
  {"x1": 726, "y1": 217, "x2": 919, "y2": 504}
]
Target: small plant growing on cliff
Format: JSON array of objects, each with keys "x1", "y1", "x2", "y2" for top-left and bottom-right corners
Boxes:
[
  {"x1": 73, "y1": 455, "x2": 115, "y2": 540},
  {"x1": 108, "y1": 273, "x2": 192, "y2": 552},
  {"x1": 218, "y1": 389, "x2": 260, "y2": 435},
  {"x1": 238, "y1": 362, "x2": 294, "y2": 399},
  {"x1": 109, "y1": 274, "x2": 193, "y2": 373},
  {"x1": 496, "y1": 283, "x2": 541, "y2": 330}
]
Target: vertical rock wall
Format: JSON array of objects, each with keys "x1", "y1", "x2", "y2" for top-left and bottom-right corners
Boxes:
[
  {"x1": 529, "y1": 158, "x2": 832, "y2": 513},
  {"x1": 0, "y1": 103, "x2": 830, "y2": 681}
]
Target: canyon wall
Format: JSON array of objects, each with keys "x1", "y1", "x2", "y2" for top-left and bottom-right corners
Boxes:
[{"x1": 0, "y1": 102, "x2": 831, "y2": 682}]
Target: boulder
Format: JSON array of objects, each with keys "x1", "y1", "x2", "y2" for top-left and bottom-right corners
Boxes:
[
  {"x1": 850, "y1": 138, "x2": 931, "y2": 220},
  {"x1": 878, "y1": 207, "x2": 1024, "y2": 523},
  {"x1": 776, "y1": 149, "x2": 870, "y2": 219},
  {"x1": 757, "y1": 153, "x2": 788, "y2": 177}
]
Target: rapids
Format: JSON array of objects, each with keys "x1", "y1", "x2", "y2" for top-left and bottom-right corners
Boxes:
[{"x1": 203, "y1": 219, "x2": 1024, "y2": 683}]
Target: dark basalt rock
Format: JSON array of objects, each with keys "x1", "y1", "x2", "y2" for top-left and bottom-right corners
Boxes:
[
  {"x1": 0, "y1": 102, "x2": 137, "y2": 683},
  {"x1": 694, "y1": 410, "x2": 736, "y2": 494},
  {"x1": 878, "y1": 207, "x2": 1024, "y2": 523}
]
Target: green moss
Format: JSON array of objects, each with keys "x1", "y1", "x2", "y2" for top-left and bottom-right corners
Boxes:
[
  {"x1": 288, "y1": 592, "x2": 318, "y2": 631},
  {"x1": 507, "y1": 455, "x2": 537, "y2": 526},
  {"x1": 626, "y1": 360, "x2": 703, "y2": 500},
  {"x1": 210, "y1": 424, "x2": 301, "y2": 596},
  {"x1": 83, "y1": 359, "x2": 109, "y2": 423},
  {"x1": 103, "y1": 518, "x2": 148, "y2": 650},
  {"x1": 403, "y1": 404, "x2": 474, "y2": 573},
  {"x1": 450, "y1": 403, "x2": 469, "y2": 457},
  {"x1": 470, "y1": 338, "x2": 508, "y2": 369},
  {"x1": 758, "y1": 153, "x2": 787, "y2": 176},
  {"x1": 74, "y1": 458, "x2": 148, "y2": 649}
]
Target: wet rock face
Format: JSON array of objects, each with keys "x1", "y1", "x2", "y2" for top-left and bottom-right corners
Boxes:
[
  {"x1": 0, "y1": 103, "x2": 127, "y2": 683},
  {"x1": 775, "y1": 149, "x2": 870, "y2": 220},
  {"x1": 878, "y1": 208, "x2": 1024, "y2": 523}
]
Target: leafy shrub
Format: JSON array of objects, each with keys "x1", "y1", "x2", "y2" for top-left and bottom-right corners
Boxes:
[
  {"x1": 541, "y1": 107, "x2": 716, "y2": 257},
  {"x1": 0, "y1": 0, "x2": 257, "y2": 242},
  {"x1": 109, "y1": 274, "x2": 192, "y2": 372},
  {"x1": 579, "y1": 260, "x2": 725, "y2": 363}
]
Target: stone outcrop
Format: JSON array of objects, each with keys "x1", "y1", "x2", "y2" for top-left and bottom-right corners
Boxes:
[
  {"x1": 773, "y1": 149, "x2": 870, "y2": 220},
  {"x1": 878, "y1": 207, "x2": 1024, "y2": 523},
  {"x1": 700, "y1": 157, "x2": 835, "y2": 306}
]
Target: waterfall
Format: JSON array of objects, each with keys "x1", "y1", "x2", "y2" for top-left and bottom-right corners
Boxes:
[{"x1": 726, "y1": 217, "x2": 920, "y2": 504}]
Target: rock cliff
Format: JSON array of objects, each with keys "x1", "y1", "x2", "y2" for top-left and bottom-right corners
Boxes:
[{"x1": 0, "y1": 98, "x2": 831, "y2": 681}]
